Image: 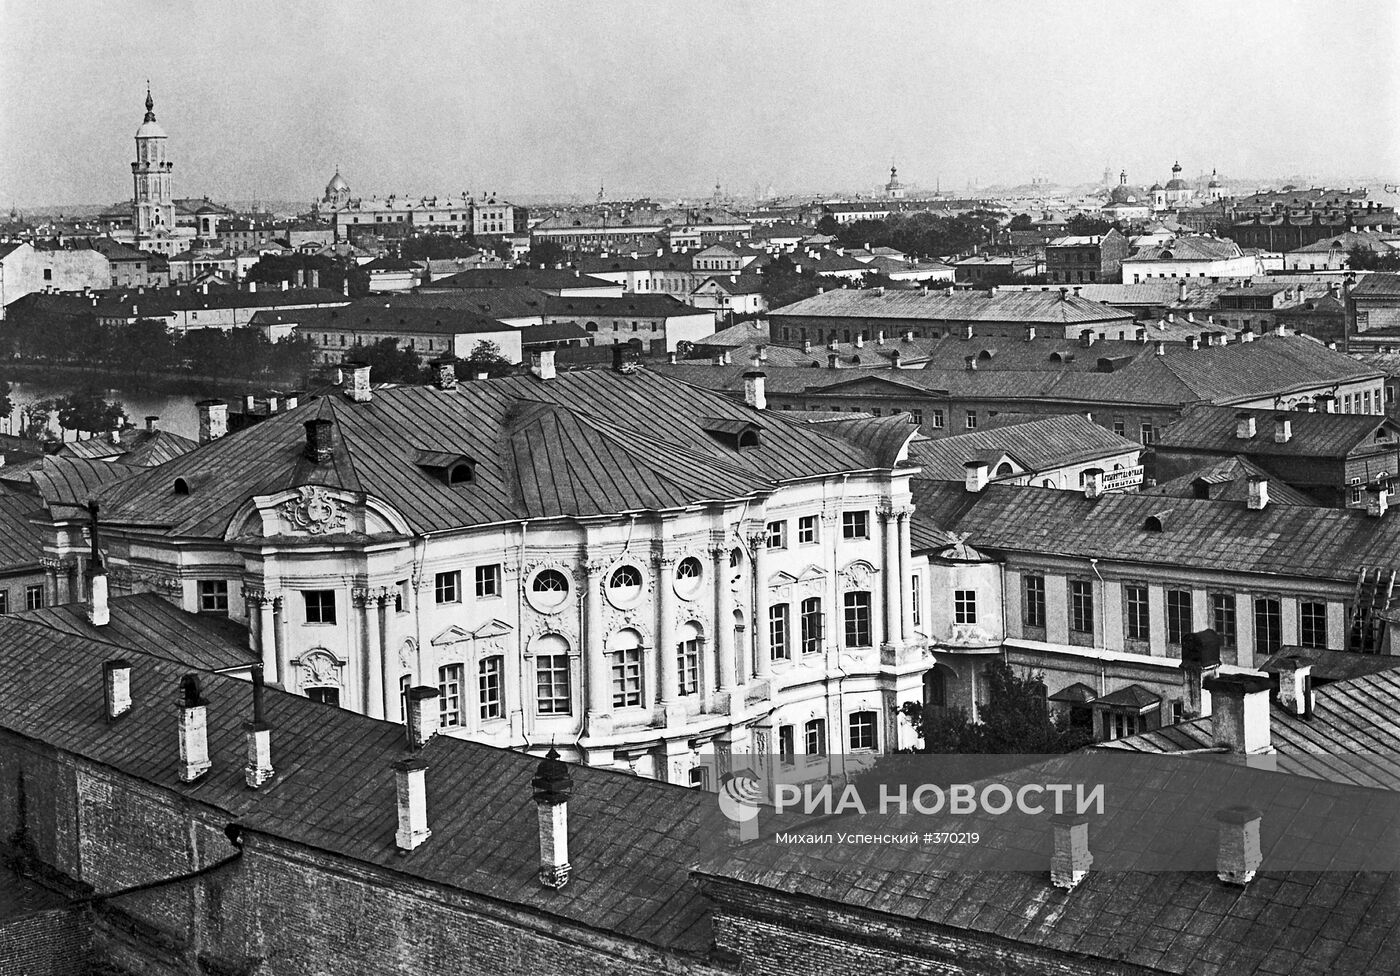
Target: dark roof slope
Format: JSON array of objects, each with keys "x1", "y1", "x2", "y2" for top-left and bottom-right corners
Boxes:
[
  {"x1": 769, "y1": 289, "x2": 1134, "y2": 325},
  {"x1": 545, "y1": 295, "x2": 706, "y2": 318},
  {"x1": 0, "y1": 615, "x2": 711, "y2": 953},
  {"x1": 1157, "y1": 404, "x2": 1399, "y2": 457},
  {"x1": 96, "y1": 369, "x2": 914, "y2": 538},
  {"x1": 421, "y1": 269, "x2": 619, "y2": 292},
  {"x1": 908, "y1": 414, "x2": 1141, "y2": 480},
  {"x1": 1145, "y1": 456, "x2": 1319, "y2": 507},
  {"x1": 0, "y1": 492, "x2": 42, "y2": 570},
  {"x1": 294, "y1": 303, "x2": 513, "y2": 336}
]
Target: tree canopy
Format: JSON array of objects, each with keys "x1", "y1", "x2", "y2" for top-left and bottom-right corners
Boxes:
[
  {"x1": 1347, "y1": 245, "x2": 1400, "y2": 272},
  {"x1": 900, "y1": 661, "x2": 1094, "y2": 754},
  {"x1": 833, "y1": 210, "x2": 1003, "y2": 261},
  {"x1": 35, "y1": 391, "x2": 127, "y2": 438},
  {"x1": 349, "y1": 338, "x2": 424, "y2": 384}
]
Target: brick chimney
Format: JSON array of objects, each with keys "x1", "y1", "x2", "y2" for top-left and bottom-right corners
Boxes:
[
  {"x1": 85, "y1": 501, "x2": 109, "y2": 627},
  {"x1": 196, "y1": 400, "x2": 228, "y2": 444},
  {"x1": 393, "y1": 756, "x2": 432, "y2": 851},
  {"x1": 531, "y1": 349, "x2": 556, "y2": 381},
  {"x1": 1203, "y1": 672, "x2": 1272, "y2": 754},
  {"x1": 431, "y1": 358, "x2": 457, "y2": 390},
  {"x1": 1235, "y1": 412, "x2": 1256, "y2": 439},
  {"x1": 1215, "y1": 806, "x2": 1262, "y2": 885},
  {"x1": 103, "y1": 659, "x2": 132, "y2": 721},
  {"x1": 1049, "y1": 814, "x2": 1092, "y2": 890},
  {"x1": 145, "y1": 415, "x2": 159, "y2": 431},
  {"x1": 244, "y1": 664, "x2": 274, "y2": 788},
  {"x1": 1272, "y1": 415, "x2": 1291, "y2": 444},
  {"x1": 405, "y1": 685, "x2": 440, "y2": 748},
  {"x1": 890, "y1": 349, "x2": 902, "y2": 368},
  {"x1": 1181, "y1": 630, "x2": 1222, "y2": 719},
  {"x1": 1247, "y1": 475, "x2": 1269, "y2": 510},
  {"x1": 344, "y1": 362, "x2": 372, "y2": 403},
  {"x1": 964, "y1": 461, "x2": 990, "y2": 494},
  {"x1": 532, "y1": 746, "x2": 574, "y2": 889},
  {"x1": 1366, "y1": 481, "x2": 1389, "y2": 518},
  {"x1": 1269, "y1": 654, "x2": 1313, "y2": 718},
  {"x1": 303, "y1": 418, "x2": 335, "y2": 463},
  {"x1": 1083, "y1": 467, "x2": 1105, "y2": 500},
  {"x1": 177, "y1": 674, "x2": 213, "y2": 782},
  {"x1": 743, "y1": 370, "x2": 767, "y2": 410}
]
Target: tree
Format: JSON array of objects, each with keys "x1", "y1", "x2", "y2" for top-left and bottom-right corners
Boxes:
[
  {"x1": 760, "y1": 254, "x2": 826, "y2": 310},
  {"x1": 815, "y1": 214, "x2": 840, "y2": 236},
  {"x1": 1347, "y1": 245, "x2": 1400, "y2": 272},
  {"x1": 456, "y1": 340, "x2": 515, "y2": 379},
  {"x1": 523, "y1": 240, "x2": 567, "y2": 268},
  {"x1": 899, "y1": 661, "x2": 1093, "y2": 754},
  {"x1": 38, "y1": 391, "x2": 127, "y2": 438},
  {"x1": 401, "y1": 234, "x2": 479, "y2": 261},
  {"x1": 1008, "y1": 213, "x2": 1035, "y2": 231},
  {"x1": 350, "y1": 338, "x2": 424, "y2": 384},
  {"x1": 1066, "y1": 215, "x2": 1115, "y2": 236},
  {"x1": 0, "y1": 375, "x2": 12, "y2": 424}
]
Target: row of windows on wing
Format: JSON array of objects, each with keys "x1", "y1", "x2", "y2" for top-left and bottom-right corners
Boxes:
[
  {"x1": 1017, "y1": 575, "x2": 1366, "y2": 653},
  {"x1": 415, "y1": 651, "x2": 882, "y2": 753}
]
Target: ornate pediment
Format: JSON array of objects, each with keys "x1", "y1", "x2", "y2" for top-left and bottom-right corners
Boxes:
[
  {"x1": 471, "y1": 618, "x2": 514, "y2": 640},
  {"x1": 430, "y1": 625, "x2": 473, "y2": 647},
  {"x1": 280, "y1": 486, "x2": 349, "y2": 536}
]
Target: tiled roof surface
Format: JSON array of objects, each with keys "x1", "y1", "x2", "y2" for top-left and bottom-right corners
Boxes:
[
  {"x1": 1156, "y1": 405, "x2": 1397, "y2": 458},
  {"x1": 294, "y1": 303, "x2": 514, "y2": 336},
  {"x1": 30, "y1": 456, "x2": 146, "y2": 520},
  {"x1": 908, "y1": 415, "x2": 1140, "y2": 481},
  {"x1": 936, "y1": 483, "x2": 1400, "y2": 582},
  {"x1": 1125, "y1": 236, "x2": 1243, "y2": 262},
  {"x1": 61, "y1": 429, "x2": 198, "y2": 467},
  {"x1": 1352, "y1": 273, "x2": 1400, "y2": 298},
  {"x1": 697, "y1": 321, "x2": 770, "y2": 348},
  {"x1": 421, "y1": 269, "x2": 619, "y2": 291},
  {"x1": 1145, "y1": 456, "x2": 1319, "y2": 507},
  {"x1": 95, "y1": 370, "x2": 914, "y2": 538},
  {"x1": 769, "y1": 289, "x2": 1135, "y2": 326},
  {"x1": 0, "y1": 616, "x2": 712, "y2": 953},
  {"x1": 545, "y1": 294, "x2": 706, "y2": 318},
  {"x1": 0, "y1": 491, "x2": 42, "y2": 569},
  {"x1": 8, "y1": 593, "x2": 255, "y2": 672}
]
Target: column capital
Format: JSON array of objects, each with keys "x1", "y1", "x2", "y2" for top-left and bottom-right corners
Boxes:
[
  {"x1": 746, "y1": 531, "x2": 768, "y2": 552},
  {"x1": 40, "y1": 556, "x2": 64, "y2": 571}
]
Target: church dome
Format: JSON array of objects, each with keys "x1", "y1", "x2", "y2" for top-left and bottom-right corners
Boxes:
[
  {"x1": 1165, "y1": 178, "x2": 1188, "y2": 190},
  {"x1": 1149, "y1": 183, "x2": 1164, "y2": 192},
  {"x1": 326, "y1": 171, "x2": 349, "y2": 195}
]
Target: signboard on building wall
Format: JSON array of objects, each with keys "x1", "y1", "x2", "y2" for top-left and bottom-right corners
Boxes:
[{"x1": 1102, "y1": 466, "x2": 1145, "y2": 492}]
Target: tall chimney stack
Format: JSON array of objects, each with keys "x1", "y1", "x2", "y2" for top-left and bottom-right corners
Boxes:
[
  {"x1": 196, "y1": 400, "x2": 228, "y2": 444},
  {"x1": 394, "y1": 756, "x2": 432, "y2": 851},
  {"x1": 1203, "y1": 673, "x2": 1272, "y2": 754},
  {"x1": 1273, "y1": 414, "x2": 1292, "y2": 444},
  {"x1": 177, "y1": 674, "x2": 213, "y2": 782},
  {"x1": 1215, "y1": 806, "x2": 1263, "y2": 885},
  {"x1": 85, "y1": 501, "x2": 109, "y2": 627},
  {"x1": 1247, "y1": 475, "x2": 1269, "y2": 511},
  {"x1": 743, "y1": 370, "x2": 767, "y2": 410},
  {"x1": 405, "y1": 686, "x2": 440, "y2": 749},
  {"x1": 344, "y1": 363, "x2": 372, "y2": 403},
  {"x1": 303, "y1": 418, "x2": 335, "y2": 463},
  {"x1": 1049, "y1": 814, "x2": 1092, "y2": 890},
  {"x1": 1234, "y1": 412, "x2": 1256, "y2": 439},
  {"x1": 244, "y1": 664, "x2": 274, "y2": 788},
  {"x1": 103, "y1": 659, "x2": 132, "y2": 721},
  {"x1": 530, "y1": 349, "x2": 557, "y2": 381},
  {"x1": 532, "y1": 746, "x2": 574, "y2": 889},
  {"x1": 1269, "y1": 654, "x2": 1313, "y2": 718},
  {"x1": 431, "y1": 358, "x2": 457, "y2": 391}
]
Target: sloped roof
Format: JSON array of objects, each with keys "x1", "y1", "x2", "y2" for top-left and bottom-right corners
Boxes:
[
  {"x1": 1145, "y1": 456, "x2": 1318, "y2": 507},
  {"x1": 1125, "y1": 236, "x2": 1244, "y2": 263},
  {"x1": 0, "y1": 492, "x2": 42, "y2": 570},
  {"x1": 294, "y1": 303, "x2": 513, "y2": 337},
  {"x1": 1352, "y1": 273, "x2": 1400, "y2": 298},
  {"x1": 908, "y1": 414, "x2": 1141, "y2": 481},
  {"x1": 422, "y1": 269, "x2": 619, "y2": 291},
  {"x1": 545, "y1": 294, "x2": 704, "y2": 318},
  {"x1": 1156, "y1": 404, "x2": 1399, "y2": 458},
  {"x1": 0, "y1": 613, "x2": 712, "y2": 954},
  {"x1": 60, "y1": 428, "x2": 198, "y2": 467},
  {"x1": 385, "y1": 286, "x2": 549, "y2": 320},
  {"x1": 94, "y1": 370, "x2": 914, "y2": 539},
  {"x1": 30, "y1": 456, "x2": 147, "y2": 520},
  {"x1": 769, "y1": 289, "x2": 1134, "y2": 326},
  {"x1": 933, "y1": 482, "x2": 1400, "y2": 582},
  {"x1": 697, "y1": 321, "x2": 770, "y2": 348}
]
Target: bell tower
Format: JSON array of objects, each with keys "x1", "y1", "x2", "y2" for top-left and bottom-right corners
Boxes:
[{"x1": 131, "y1": 85, "x2": 175, "y2": 247}]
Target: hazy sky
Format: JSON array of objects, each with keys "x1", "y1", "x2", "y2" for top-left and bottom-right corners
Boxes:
[{"x1": 3, "y1": 0, "x2": 1398, "y2": 206}]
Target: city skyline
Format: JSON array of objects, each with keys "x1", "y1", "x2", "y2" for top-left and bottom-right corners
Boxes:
[{"x1": 3, "y1": 0, "x2": 1399, "y2": 207}]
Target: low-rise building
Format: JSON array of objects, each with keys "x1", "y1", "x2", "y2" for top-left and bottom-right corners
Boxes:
[
  {"x1": 420, "y1": 268, "x2": 625, "y2": 298},
  {"x1": 1045, "y1": 229, "x2": 1130, "y2": 284},
  {"x1": 689, "y1": 274, "x2": 766, "y2": 319},
  {"x1": 543, "y1": 294, "x2": 717, "y2": 352},
  {"x1": 293, "y1": 303, "x2": 525, "y2": 363},
  {"x1": 0, "y1": 242, "x2": 111, "y2": 318},
  {"x1": 1121, "y1": 235, "x2": 1260, "y2": 282}
]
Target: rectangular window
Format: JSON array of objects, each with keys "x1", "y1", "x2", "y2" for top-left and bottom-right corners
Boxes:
[
  {"x1": 843, "y1": 591, "x2": 872, "y2": 647},
  {"x1": 1167, "y1": 589, "x2": 1192, "y2": 646},
  {"x1": 1070, "y1": 580, "x2": 1094, "y2": 636},
  {"x1": 1140, "y1": 423, "x2": 1156, "y2": 444},
  {"x1": 197, "y1": 579, "x2": 229, "y2": 615},
  {"x1": 1024, "y1": 574, "x2": 1046, "y2": 629},
  {"x1": 1113, "y1": 418, "x2": 1126, "y2": 436},
  {"x1": 765, "y1": 520, "x2": 787, "y2": 550},
  {"x1": 1300, "y1": 601, "x2": 1327, "y2": 650},
  {"x1": 1211, "y1": 593, "x2": 1237, "y2": 648},
  {"x1": 434, "y1": 570, "x2": 460, "y2": 604},
  {"x1": 911, "y1": 576, "x2": 922, "y2": 626},
  {"x1": 0, "y1": 590, "x2": 7, "y2": 614},
  {"x1": 769, "y1": 603, "x2": 791, "y2": 660},
  {"x1": 954, "y1": 589, "x2": 977, "y2": 625},
  {"x1": 474, "y1": 564, "x2": 501, "y2": 598},
  {"x1": 399, "y1": 674, "x2": 411, "y2": 722},
  {"x1": 688, "y1": 765, "x2": 709, "y2": 790},
  {"x1": 303, "y1": 589, "x2": 336, "y2": 624},
  {"x1": 536, "y1": 654, "x2": 572, "y2": 714},
  {"x1": 842, "y1": 510, "x2": 870, "y2": 539},
  {"x1": 611, "y1": 646, "x2": 643, "y2": 708},
  {"x1": 438, "y1": 664, "x2": 463, "y2": 727},
  {"x1": 395, "y1": 579, "x2": 409, "y2": 613},
  {"x1": 849, "y1": 711, "x2": 878, "y2": 751},
  {"x1": 478, "y1": 656, "x2": 503, "y2": 720},
  {"x1": 1254, "y1": 597, "x2": 1282, "y2": 657},
  {"x1": 911, "y1": 409, "x2": 924, "y2": 425},
  {"x1": 678, "y1": 638, "x2": 700, "y2": 695},
  {"x1": 930, "y1": 409, "x2": 945, "y2": 429},
  {"x1": 805, "y1": 718, "x2": 828, "y2": 756},
  {"x1": 25, "y1": 585, "x2": 43, "y2": 611},
  {"x1": 798, "y1": 515, "x2": 819, "y2": 545},
  {"x1": 1126, "y1": 584, "x2": 1149, "y2": 641},
  {"x1": 801, "y1": 597, "x2": 823, "y2": 653},
  {"x1": 778, "y1": 725, "x2": 795, "y2": 766},
  {"x1": 966, "y1": 410, "x2": 978, "y2": 430}
]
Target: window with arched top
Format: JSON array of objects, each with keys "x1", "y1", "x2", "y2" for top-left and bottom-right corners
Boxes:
[
  {"x1": 448, "y1": 463, "x2": 473, "y2": 485},
  {"x1": 994, "y1": 462, "x2": 1014, "y2": 477},
  {"x1": 608, "y1": 628, "x2": 644, "y2": 709},
  {"x1": 173, "y1": 477, "x2": 190, "y2": 495}
]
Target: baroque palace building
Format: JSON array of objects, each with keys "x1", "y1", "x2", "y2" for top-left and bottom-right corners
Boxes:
[{"x1": 51, "y1": 355, "x2": 927, "y2": 782}]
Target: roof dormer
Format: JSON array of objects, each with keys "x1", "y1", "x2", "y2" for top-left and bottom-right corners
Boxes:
[
  {"x1": 699, "y1": 417, "x2": 763, "y2": 451},
  {"x1": 415, "y1": 450, "x2": 477, "y2": 485}
]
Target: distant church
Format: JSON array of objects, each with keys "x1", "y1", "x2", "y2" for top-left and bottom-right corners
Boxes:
[{"x1": 110, "y1": 87, "x2": 199, "y2": 255}]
